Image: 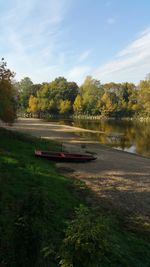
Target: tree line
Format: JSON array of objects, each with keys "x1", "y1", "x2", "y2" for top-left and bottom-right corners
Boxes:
[{"x1": 1, "y1": 59, "x2": 150, "y2": 122}]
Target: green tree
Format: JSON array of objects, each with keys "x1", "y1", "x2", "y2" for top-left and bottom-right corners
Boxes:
[
  {"x1": 50, "y1": 77, "x2": 68, "y2": 91},
  {"x1": 50, "y1": 77, "x2": 78, "y2": 104},
  {"x1": 18, "y1": 77, "x2": 33, "y2": 111},
  {"x1": 36, "y1": 77, "x2": 78, "y2": 116},
  {"x1": 80, "y1": 76, "x2": 103, "y2": 115},
  {"x1": 101, "y1": 82, "x2": 137, "y2": 117},
  {"x1": 37, "y1": 83, "x2": 59, "y2": 115},
  {"x1": 0, "y1": 58, "x2": 16, "y2": 122}
]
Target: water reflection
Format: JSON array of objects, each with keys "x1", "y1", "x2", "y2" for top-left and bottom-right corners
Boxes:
[{"x1": 52, "y1": 119, "x2": 150, "y2": 158}]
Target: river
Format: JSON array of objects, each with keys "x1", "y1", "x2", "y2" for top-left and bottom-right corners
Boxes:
[{"x1": 49, "y1": 118, "x2": 150, "y2": 158}]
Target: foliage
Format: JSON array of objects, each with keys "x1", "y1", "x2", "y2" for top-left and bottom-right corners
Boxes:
[
  {"x1": 15, "y1": 74, "x2": 150, "y2": 118},
  {"x1": 27, "y1": 95, "x2": 38, "y2": 113},
  {"x1": 18, "y1": 77, "x2": 33, "y2": 111},
  {"x1": 59, "y1": 100, "x2": 72, "y2": 115},
  {"x1": 73, "y1": 95, "x2": 83, "y2": 114},
  {"x1": 26, "y1": 77, "x2": 79, "y2": 116},
  {"x1": 0, "y1": 58, "x2": 16, "y2": 122},
  {"x1": 59, "y1": 205, "x2": 110, "y2": 267},
  {"x1": 138, "y1": 80, "x2": 150, "y2": 115},
  {"x1": 80, "y1": 76, "x2": 103, "y2": 115},
  {"x1": 100, "y1": 82, "x2": 137, "y2": 117},
  {"x1": 59, "y1": 205, "x2": 150, "y2": 267}
]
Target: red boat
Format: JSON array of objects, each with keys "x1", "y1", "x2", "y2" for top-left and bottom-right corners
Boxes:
[{"x1": 35, "y1": 150, "x2": 96, "y2": 162}]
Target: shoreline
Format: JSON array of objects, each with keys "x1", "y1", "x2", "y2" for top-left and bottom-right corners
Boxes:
[{"x1": 2, "y1": 117, "x2": 150, "y2": 224}]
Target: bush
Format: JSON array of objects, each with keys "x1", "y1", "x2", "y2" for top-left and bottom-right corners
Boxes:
[{"x1": 59, "y1": 205, "x2": 112, "y2": 267}]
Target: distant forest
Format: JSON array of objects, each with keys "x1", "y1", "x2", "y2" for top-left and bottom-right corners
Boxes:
[
  {"x1": 1, "y1": 59, "x2": 150, "y2": 122},
  {"x1": 16, "y1": 75, "x2": 150, "y2": 119}
]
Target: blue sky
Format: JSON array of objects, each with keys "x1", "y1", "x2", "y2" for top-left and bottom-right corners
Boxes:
[{"x1": 1, "y1": 0, "x2": 150, "y2": 85}]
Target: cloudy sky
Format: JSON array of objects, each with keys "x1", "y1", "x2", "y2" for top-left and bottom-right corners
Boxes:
[{"x1": 1, "y1": 0, "x2": 150, "y2": 84}]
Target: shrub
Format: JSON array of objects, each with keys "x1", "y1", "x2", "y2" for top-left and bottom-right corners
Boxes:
[{"x1": 59, "y1": 205, "x2": 112, "y2": 267}]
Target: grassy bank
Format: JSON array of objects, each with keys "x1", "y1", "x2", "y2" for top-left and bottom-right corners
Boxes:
[
  {"x1": 0, "y1": 128, "x2": 150, "y2": 266},
  {"x1": 0, "y1": 128, "x2": 80, "y2": 266}
]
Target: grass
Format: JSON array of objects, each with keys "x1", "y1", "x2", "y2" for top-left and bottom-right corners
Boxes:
[
  {"x1": 0, "y1": 128, "x2": 80, "y2": 266},
  {"x1": 0, "y1": 127, "x2": 150, "y2": 267}
]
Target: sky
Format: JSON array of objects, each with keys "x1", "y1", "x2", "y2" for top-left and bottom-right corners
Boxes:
[{"x1": 0, "y1": 0, "x2": 150, "y2": 85}]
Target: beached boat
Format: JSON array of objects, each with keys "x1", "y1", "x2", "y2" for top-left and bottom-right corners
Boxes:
[{"x1": 35, "y1": 150, "x2": 96, "y2": 162}]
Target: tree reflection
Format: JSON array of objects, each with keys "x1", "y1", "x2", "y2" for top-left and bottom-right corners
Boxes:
[{"x1": 72, "y1": 119, "x2": 150, "y2": 158}]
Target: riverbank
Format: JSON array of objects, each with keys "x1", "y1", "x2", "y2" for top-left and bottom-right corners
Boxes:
[
  {"x1": 0, "y1": 124, "x2": 150, "y2": 266},
  {"x1": 4, "y1": 118, "x2": 150, "y2": 228}
]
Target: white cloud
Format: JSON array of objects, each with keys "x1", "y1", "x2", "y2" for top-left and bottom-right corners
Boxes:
[
  {"x1": 0, "y1": 0, "x2": 69, "y2": 82},
  {"x1": 67, "y1": 65, "x2": 91, "y2": 84},
  {"x1": 93, "y1": 28, "x2": 150, "y2": 83},
  {"x1": 78, "y1": 50, "x2": 91, "y2": 63}
]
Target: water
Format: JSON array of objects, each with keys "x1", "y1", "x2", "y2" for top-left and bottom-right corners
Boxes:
[{"x1": 50, "y1": 119, "x2": 150, "y2": 158}]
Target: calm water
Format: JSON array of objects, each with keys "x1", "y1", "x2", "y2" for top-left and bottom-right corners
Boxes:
[{"x1": 51, "y1": 119, "x2": 150, "y2": 158}]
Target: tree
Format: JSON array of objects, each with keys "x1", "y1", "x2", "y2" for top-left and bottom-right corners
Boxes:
[
  {"x1": 80, "y1": 76, "x2": 103, "y2": 115},
  {"x1": 101, "y1": 82, "x2": 137, "y2": 117},
  {"x1": 65, "y1": 82, "x2": 78, "y2": 103},
  {"x1": 50, "y1": 77, "x2": 78, "y2": 103},
  {"x1": 37, "y1": 83, "x2": 56, "y2": 114},
  {"x1": 73, "y1": 95, "x2": 83, "y2": 114},
  {"x1": 27, "y1": 95, "x2": 38, "y2": 114},
  {"x1": 50, "y1": 77, "x2": 68, "y2": 91},
  {"x1": 35, "y1": 77, "x2": 78, "y2": 116},
  {"x1": 100, "y1": 91, "x2": 117, "y2": 116},
  {"x1": 138, "y1": 80, "x2": 150, "y2": 115},
  {"x1": 59, "y1": 100, "x2": 72, "y2": 115},
  {"x1": 18, "y1": 77, "x2": 33, "y2": 111},
  {"x1": 0, "y1": 58, "x2": 16, "y2": 122}
]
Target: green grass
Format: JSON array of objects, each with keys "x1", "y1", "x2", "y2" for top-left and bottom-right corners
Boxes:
[
  {"x1": 0, "y1": 128, "x2": 80, "y2": 266},
  {"x1": 0, "y1": 128, "x2": 150, "y2": 267}
]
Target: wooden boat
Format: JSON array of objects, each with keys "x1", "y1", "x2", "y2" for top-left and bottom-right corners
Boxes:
[{"x1": 35, "y1": 150, "x2": 96, "y2": 162}]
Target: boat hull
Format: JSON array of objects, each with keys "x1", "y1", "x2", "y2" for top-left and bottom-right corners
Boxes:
[{"x1": 35, "y1": 150, "x2": 96, "y2": 162}]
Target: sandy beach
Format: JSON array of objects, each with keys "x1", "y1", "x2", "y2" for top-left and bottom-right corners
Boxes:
[{"x1": 3, "y1": 118, "x2": 150, "y2": 224}]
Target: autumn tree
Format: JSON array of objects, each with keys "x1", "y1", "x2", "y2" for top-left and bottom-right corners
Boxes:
[
  {"x1": 100, "y1": 91, "x2": 117, "y2": 116},
  {"x1": 59, "y1": 100, "x2": 72, "y2": 115},
  {"x1": 27, "y1": 95, "x2": 38, "y2": 114},
  {"x1": 0, "y1": 58, "x2": 16, "y2": 122},
  {"x1": 138, "y1": 80, "x2": 150, "y2": 115},
  {"x1": 73, "y1": 95, "x2": 83, "y2": 114}
]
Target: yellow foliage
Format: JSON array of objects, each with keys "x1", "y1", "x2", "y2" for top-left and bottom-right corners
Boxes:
[
  {"x1": 28, "y1": 95, "x2": 38, "y2": 113},
  {"x1": 139, "y1": 80, "x2": 150, "y2": 114},
  {"x1": 73, "y1": 95, "x2": 82, "y2": 113},
  {"x1": 59, "y1": 100, "x2": 71, "y2": 114}
]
